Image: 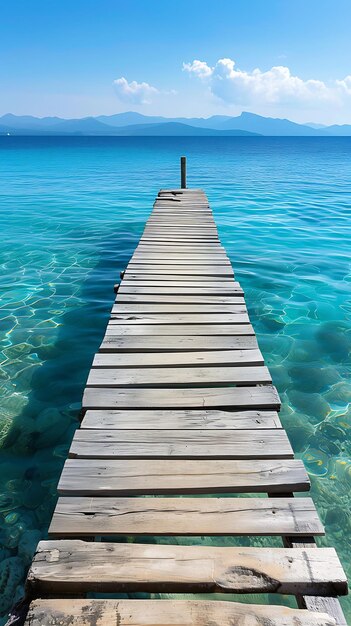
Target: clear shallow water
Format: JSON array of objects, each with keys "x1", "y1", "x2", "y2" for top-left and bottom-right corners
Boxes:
[{"x1": 0, "y1": 136, "x2": 350, "y2": 620}]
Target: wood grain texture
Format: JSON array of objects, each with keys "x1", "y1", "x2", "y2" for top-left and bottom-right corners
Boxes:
[
  {"x1": 123, "y1": 274, "x2": 235, "y2": 281},
  {"x1": 100, "y1": 335, "x2": 259, "y2": 351},
  {"x1": 118, "y1": 286, "x2": 243, "y2": 295},
  {"x1": 82, "y1": 384, "x2": 280, "y2": 409},
  {"x1": 92, "y1": 348, "x2": 264, "y2": 368},
  {"x1": 28, "y1": 541, "x2": 346, "y2": 596},
  {"x1": 120, "y1": 280, "x2": 238, "y2": 288},
  {"x1": 115, "y1": 294, "x2": 246, "y2": 304},
  {"x1": 87, "y1": 365, "x2": 271, "y2": 387},
  {"x1": 58, "y1": 458, "x2": 308, "y2": 495},
  {"x1": 105, "y1": 323, "x2": 254, "y2": 336},
  {"x1": 80, "y1": 409, "x2": 282, "y2": 430},
  {"x1": 68, "y1": 428, "x2": 292, "y2": 459},
  {"x1": 24, "y1": 599, "x2": 337, "y2": 626},
  {"x1": 110, "y1": 307, "x2": 250, "y2": 325},
  {"x1": 128, "y1": 259, "x2": 232, "y2": 265},
  {"x1": 48, "y1": 497, "x2": 324, "y2": 537},
  {"x1": 109, "y1": 313, "x2": 250, "y2": 323},
  {"x1": 112, "y1": 304, "x2": 247, "y2": 313}
]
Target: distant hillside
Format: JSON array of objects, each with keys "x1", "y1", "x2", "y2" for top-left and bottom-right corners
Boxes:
[
  {"x1": 48, "y1": 117, "x2": 119, "y2": 134},
  {"x1": 217, "y1": 112, "x2": 329, "y2": 136},
  {"x1": 112, "y1": 122, "x2": 258, "y2": 136},
  {"x1": 0, "y1": 113, "x2": 62, "y2": 128},
  {"x1": 1, "y1": 111, "x2": 351, "y2": 136},
  {"x1": 325, "y1": 124, "x2": 351, "y2": 136}
]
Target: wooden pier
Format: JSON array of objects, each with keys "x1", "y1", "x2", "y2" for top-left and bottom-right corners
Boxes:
[{"x1": 22, "y1": 186, "x2": 348, "y2": 625}]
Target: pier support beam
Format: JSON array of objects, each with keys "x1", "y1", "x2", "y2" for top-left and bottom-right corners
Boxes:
[{"x1": 180, "y1": 156, "x2": 186, "y2": 189}]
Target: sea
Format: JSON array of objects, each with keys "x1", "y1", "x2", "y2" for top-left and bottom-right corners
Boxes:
[{"x1": 0, "y1": 136, "x2": 350, "y2": 621}]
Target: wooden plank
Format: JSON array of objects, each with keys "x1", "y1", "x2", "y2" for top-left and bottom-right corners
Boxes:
[
  {"x1": 81, "y1": 409, "x2": 282, "y2": 430},
  {"x1": 120, "y1": 280, "x2": 236, "y2": 287},
  {"x1": 92, "y1": 348, "x2": 263, "y2": 368},
  {"x1": 140, "y1": 236, "x2": 220, "y2": 241},
  {"x1": 113, "y1": 304, "x2": 246, "y2": 313},
  {"x1": 48, "y1": 497, "x2": 324, "y2": 537},
  {"x1": 141, "y1": 233, "x2": 217, "y2": 236},
  {"x1": 115, "y1": 294, "x2": 246, "y2": 304},
  {"x1": 82, "y1": 385, "x2": 280, "y2": 409},
  {"x1": 123, "y1": 275, "x2": 235, "y2": 282},
  {"x1": 58, "y1": 459, "x2": 308, "y2": 495},
  {"x1": 143, "y1": 226, "x2": 219, "y2": 231},
  {"x1": 131, "y1": 248, "x2": 228, "y2": 253},
  {"x1": 105, "y1": 323, "x2": 254, "y2": 335},
  {"x1": 125, "y1": 267, "x2": 234, "y2": 275},
  {"x1": 100, "y1": 335, "x2": 259, "y2": 352},
  {"x1": 144, "y1": 224, "x2": 216, "y2": 227},
  {"x1": 109, "y1": 313, "x2": 250, "y2": 323},
  {"x1": 118, "y1": 286, "x2": 243, "y2": 295},
  {"x1": 68, "y1": 429, "x2": 292, "y2": 460},
  {"x1": 136, "y1": 243, "x2": 224, "y2": 248},
  {"x1": 28, "y1": 541, "x2": 347, "y2": 597},
  {"x1": 23, "y1": 599, "x2": 338, "y2": 626},
  {"x1": 132, "y1": 254, "x2": 227, "y2": 260},
  {"x1": 87, "y1": 365, "x2": 271, "y2": 387},
  {"x1": 128, "y1": 259, "x2": 232, "y2": 265},
  {"x1": 141, "y1": 227, "x2": 219, "y2": 232}
]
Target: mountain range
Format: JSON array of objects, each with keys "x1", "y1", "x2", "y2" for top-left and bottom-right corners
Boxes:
[{"x1": 1, "y1": 111, "x2": 351, "y2": 136}]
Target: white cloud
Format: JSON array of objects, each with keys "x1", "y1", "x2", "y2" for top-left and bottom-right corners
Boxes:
[
  {"x1": 113, "y1": 77, "x2": 158, "y2": 104},
  {"x1": 183, "y1": 57, "x2": 348, "y2": 107},
  {"x1": 336, "y1": 75, "x2": 351, "y2": 95},
  {"x1": 182, "y1": 60, "x2": 213, "y2": 79}
]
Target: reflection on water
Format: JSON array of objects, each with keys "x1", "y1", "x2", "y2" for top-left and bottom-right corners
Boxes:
[{"x1": 0, "y1": 136, "x2": 350, "y2": 620}]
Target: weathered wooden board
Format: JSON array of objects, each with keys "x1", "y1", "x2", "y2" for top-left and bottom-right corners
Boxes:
[
  {"x1": 112, "y1": 304, "x2": 246, "y2": 314},
  {"x1": 115, "y1": 294, "x2": 246, "y2": 304},
  {"x1": 92, "y1": 348, "x2": 263, "y2": 368},
  {"x1": 143, "y1": 228, "x2": 219, "y2": 233},
  {"x1": 132, "y1": 252, "x2": 228, "y2": 258},
  {"x1": 87, "y1": 365, "x2": 271, "y2": 387},
  {"x1": 142, "y1": 227, "x2": 219, "y2": 231},
  {"x1": 99, "y1": 335, "x2": 259, "y2": 351},
  {"x1": 128, "y1": 259, "x2": 232, "y2": 265},
  {"x1": 58, "y1": 459, "x2": 308, "y2": 495},
  {"x1": 109, "y1": 313, "x2": 250, "y2": 323},
  {"x1": 115, "y1": 294, "x2": 247, "y2": 313},
  {"x1": 123, "y1": 274, "x2": 235, "y2": 281},
  {"x1": 48, "y1": 497, "x2": 324, "y2": 537},
  {"x1": 118, "y1": 286, "x2": 243, "y2": 295},
  {"x1": 139, "y1": 237, "x2": 220, "y2": 243},
  {"x1": 83, "y1": 385, "x2": 280, "y2": 410},
  {"x1": 132, "y1": 254, "x2": 227, "y2": 260},
  {"x1": 125, "y1": 264, "x2": 234, "y2": 278},
  {"x1": 23, "y1": 599, "x2": 338, "y2": 626},
  {"x1": 140, "y1": 237, "x2": 220, "y2": 242},
  {"x1": 134, "y1": 241, "x2": 227, "y2": 247},
  {"x1": 143, "y1": 223, "x2": 216, "y2": 227},
  {"x1": 142, "y1": 234, "x2": 218, "y2": 239},
  {"x1": 81, "y1": 409, "x2": 282, "y2": 430},
  {"x1": 120, "y1": 280, "x2": 236, "y2": 288},
  {"x1": 105, "y1": 323, "x2": 254, "y2": 336},
  {"x1": 140, "y1": 225, "x2": 218, "y2": 228},
  {"x1": 29, "y1": 541, "x2": 346, "y2": 596},
  {"x1": 68, "y1": 428, "x2": 292, "y2": 460}
]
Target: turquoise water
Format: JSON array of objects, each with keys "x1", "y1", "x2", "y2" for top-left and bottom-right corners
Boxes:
[{"x1": 0, "y1": 136, "x2": 350, "y2": 620}]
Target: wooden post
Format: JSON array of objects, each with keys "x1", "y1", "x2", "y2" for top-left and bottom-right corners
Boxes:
[{"x1": 180, "y1": 156, "x2": 186, "y2": 189}]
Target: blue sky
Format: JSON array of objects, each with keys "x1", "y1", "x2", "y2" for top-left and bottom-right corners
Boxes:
[{"x1": 1, "y1": 0, "x2": 351, "y2": 123}]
